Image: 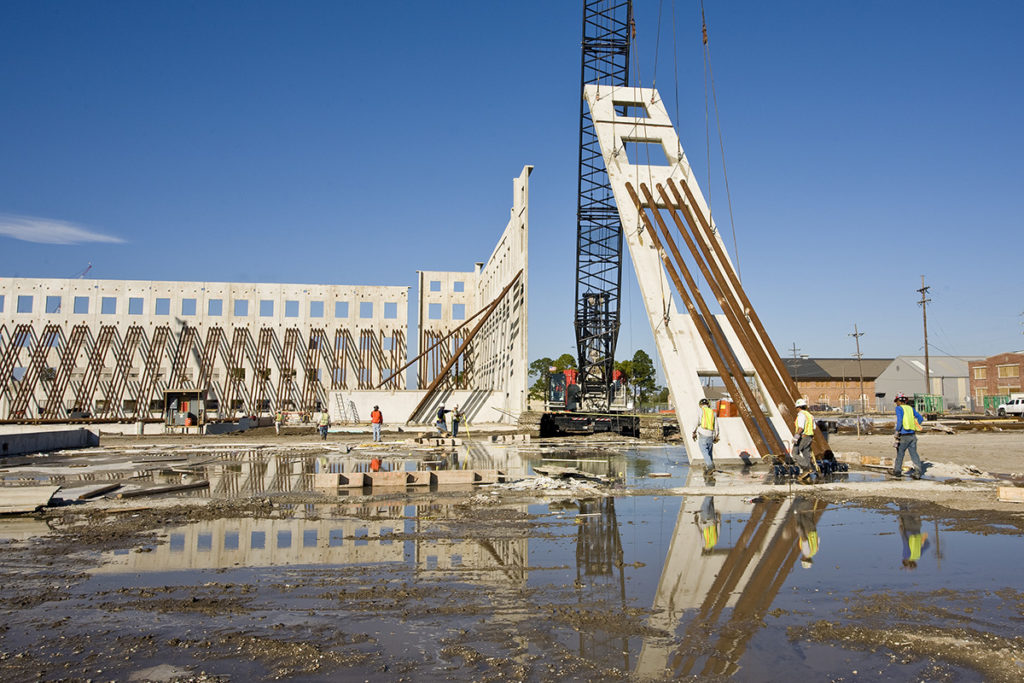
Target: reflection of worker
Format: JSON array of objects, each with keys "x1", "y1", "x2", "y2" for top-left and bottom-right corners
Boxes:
[
  {"x1": 898, "y1": 504, "x2": 930, "y2": 569},
  {"x1": 370, "y1": 405, "x2": 384, "y2": 443},
  {"x1": 893, "y1": 394, "x2": 925, "y2": 479},
  {"x1": 793, "y1": 497, "x2": 820, "y2": 568},
  {"x1": 792, "y1": 399, "x2": 816, "y2": 482},
  {"x1": 436, "y1": 405, "x2": 451, "y2": 436},
  {"x1": 318, "y1": 411, "x2": 329, "y2": 440},
  {"x1": 370, "y1": 456, "x2": 383, "y2": 472},
  {"x1": 691, "y1": 398, "x2": 719, "y2": 478},
  {"x1": 274, "y1": 410, "x2": 283, "y2": 436},
  {"x1": 695, "y1": 496, "x2": 720, "y2": 554}
]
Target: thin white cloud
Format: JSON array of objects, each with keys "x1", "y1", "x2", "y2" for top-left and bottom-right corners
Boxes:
[{"x1": 0, "y1": 214, "x2": 125, "y2": 245}]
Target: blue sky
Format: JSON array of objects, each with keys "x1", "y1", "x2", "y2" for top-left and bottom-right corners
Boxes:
[{"x1": 2, "y1": 1, "x2": 1021, "y2": 375}]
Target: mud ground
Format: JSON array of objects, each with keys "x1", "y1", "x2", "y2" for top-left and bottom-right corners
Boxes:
[{"x1": 0, "y1": 426, "x2": 1022, "y2": 681}]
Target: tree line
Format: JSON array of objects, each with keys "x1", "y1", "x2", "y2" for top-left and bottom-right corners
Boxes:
[{"x1": 528, "y1": 349, "x2": 669, "y2": 407}]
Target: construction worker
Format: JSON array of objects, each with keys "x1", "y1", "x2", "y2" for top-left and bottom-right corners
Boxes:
[
  {"x1": 318, "y1": 411, "x2": 329, "y2": 440},
  {"x1": 451, "y1": 405, "x2": 463, "y2": 438},
  {"x1": 893, "y1": 394, "x2": 925, "y2": 479},
  {"x1": 691, "y1": 398, "x2": 719, "y2": 477},
  {"x1": 274, "y1": 410, "x2": 283, "y2": 436},
  {"x1": 370, "y1": 405, "x2": 384, "y2": 443},
  {"x1": 898, "y1": 504, "x2": 930, "y2": 569},
  {"x1": 696, "y1": 496, "x2": 720, "y2": 554},
  {"x1": 435, "y1": 404, "x2": 451, "y2": 436},
  {"x1": 792, "y1": 398, "x2": 815, "y2": 482}
]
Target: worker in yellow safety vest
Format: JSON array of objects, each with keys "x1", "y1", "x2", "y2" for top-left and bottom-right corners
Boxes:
[
  {"x1": 893, "y1": 394, "x2": 925, "y2": 479},
  {"x1": 318, "y1": 411, "x2": 329, "y2": 440},
  {"x1": 792, "y1": 398, "x2": 815, "y2": 482},
  {"x1": 691, "y1": 398, "x2": 720, "y2": 478}
]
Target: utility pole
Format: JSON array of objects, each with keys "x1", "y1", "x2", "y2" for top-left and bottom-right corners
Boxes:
[
  {"x1": 790, "y1": 342, "x2": 801, "y2": 359},
  {"x1": 917, "y1": 276, "x2": 931, "y2": 395},
  {"x1": 850, "y1": 324, "x2": 865, "y2": 418}
]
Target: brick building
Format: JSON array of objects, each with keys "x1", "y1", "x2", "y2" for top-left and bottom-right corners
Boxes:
[
  {"x1": 968, "y1": 352, "x2": 1024, "y2": 406},
  {"x1": 781, "y1": 357, "x2": 893, "y2": 412}
]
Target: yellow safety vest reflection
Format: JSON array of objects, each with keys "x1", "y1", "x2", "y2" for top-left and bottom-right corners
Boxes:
[
  {"x1": 900, "y1": 406, "x2": 920, "y2": 432},
  {"x1": 795, "y1": 409, "x2": 814, "y2": 436},
  {"x1": 700, "y1": 405, "x2": 716, "y2": 430},
  {"x1": 908, "y1": 533, "x2": 923, "y2": 561},
  {"x1": 805, "y1": 530, "x2": 819, "y2": 557},
  {"x1": 702, "y1": 525, "x2": 718, "y2": 550}
]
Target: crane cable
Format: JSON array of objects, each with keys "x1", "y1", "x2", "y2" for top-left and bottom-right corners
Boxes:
[{"x1": 699, "y1": 0, "x2": 742, "y2": 280}]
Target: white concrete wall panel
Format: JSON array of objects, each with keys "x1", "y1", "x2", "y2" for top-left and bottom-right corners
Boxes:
[
  {"x1": 0, "y1": 277, "x2": 408, "y2": 419},
  {"x1": 583, "y1": 86, "x2": 789, "y2": 461}
]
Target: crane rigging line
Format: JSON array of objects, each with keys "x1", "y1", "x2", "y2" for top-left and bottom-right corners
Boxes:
[{"x1": 699, "y1": 0, "x2": 743, "y2": 280}]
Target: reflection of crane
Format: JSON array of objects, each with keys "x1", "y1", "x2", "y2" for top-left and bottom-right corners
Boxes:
[{"x1": 574, "y1": 0, "x2": 632, "y2": 411}]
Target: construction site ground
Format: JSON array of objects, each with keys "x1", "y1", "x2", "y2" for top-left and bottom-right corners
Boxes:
[{"x1": 0, "y1": 424, "x2": 1022, "y2": 681}]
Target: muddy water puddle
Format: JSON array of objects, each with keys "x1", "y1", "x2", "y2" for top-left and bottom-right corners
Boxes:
[{"x1": 2, "y1": 491, "x2": 1020, "y2": 681}]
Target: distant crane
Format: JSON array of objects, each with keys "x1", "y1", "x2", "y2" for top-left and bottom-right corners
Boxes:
[{"x1": 73, "y1": 262, "x2": 92, "y2": 279}]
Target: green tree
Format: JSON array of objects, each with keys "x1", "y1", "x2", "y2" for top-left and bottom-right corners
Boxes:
[
  {"x1": 630, "y1": 349, "x2": 658, "y2": 405},
  {"x1": 528, "y1": 353, "x2": 577, "y2": 400}
]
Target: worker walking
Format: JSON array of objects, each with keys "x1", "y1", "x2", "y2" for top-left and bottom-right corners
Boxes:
[
  {"x1": 691, "y1": 398, "x2": 719, "y2": 478},
  {"x1": 792, "y1": 398, "x2": 816, "y2": 482},
  {"x1": 318, "y1": 411, "x2": 329, "y2": 440},
  {"x1": 370, "y1": 405, "x2": 384, "y2": 443},
  {"x1": 451, "y1": 405, "x2": 463, "y2": 438},
  {"x1": 274, "y1": 410, "x2": 283, "y2": 436},
  {"x1": 893, "y1": 394, "x2": 925, "y2": 479},
  {"x1": 435, "y1": 404, "x2": 451, "y2": 436}
]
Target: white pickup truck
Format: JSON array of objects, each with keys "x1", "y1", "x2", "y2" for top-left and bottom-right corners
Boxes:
[{"x1": 997, "y1": 397, "x2": 1024, "y2": 417}]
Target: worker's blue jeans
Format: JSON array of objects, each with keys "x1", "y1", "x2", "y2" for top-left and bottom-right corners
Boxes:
[
  {"x1": 372, "y1": 423, "x2": 381, "y2": 442},
  {"x1": 895, "y1": 432, "x2": 923, "y2": 473},
  {"x1": 697, "y1": 435, "x2": 715, "y2": 468},
  {"x1": 452, "y1": 421, "x2": 459, "y2": 437}
]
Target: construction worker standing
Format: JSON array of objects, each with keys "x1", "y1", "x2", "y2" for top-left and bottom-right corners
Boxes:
[
  {"x1": 792, "y1": 398, "x2": 815, "y2": 482},
  {"x1": 274, "y1": 410, "x2": 283, "y2": 436},
  {"x1": 370, "y1": 405, "x2": 384, "y2": 443},
  {"x1": 318, "y1": 411, "x2": 329, "y2": 440},
  {"x1": 435, "y1": 405, "x2": 451, "y2": 436},
  {"x1": 691, "y1": 398, "x2": 719, "y2": 477},
  {"x1": 451, "y1": 405, "x2": 463, "y2": 438},
  {"x1": 893, "y1": 394, "x2": 925, "y2": 479}
]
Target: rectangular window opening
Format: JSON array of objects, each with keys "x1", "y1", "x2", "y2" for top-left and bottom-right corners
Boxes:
[
  {"x1": 384, "y1": 302, "x2": 398, "y2": 319},
  {"x1": 623, "y1": 138, "x2": 672, "y2": 167},
  {"x1": 285, "y1": 300, "x2": 299, "y2": 318},
  {"x1": 181, "y1": 298, "x2": 197, "y2": 316},
  {"x1": 128, "y1": 297, "x2": 144, "y2": 315},
  {"x1": 359, "y1": 302, "x2": 373, "y2": 319},
  {"x1": 452, "y1": 303, "x2": 465, "y2": 320},
  {"x1": 260, "y1": 299, "x2": 274, "y2": 317},
  {"x1": 428, "y1": 303, "x2": 442, "y2": 320},
  {"x1": 453, "y1": 281, "x2": 465, "y2": 293},
  {"x1": 101, "y1": 297, "x2": 117, "y2": 315},
  {"x1": 208, "y1": 299, "x2": 223, "y2": 316},
  {"x1": 233, "y1": 299, "x2": 248, "y2": 316},
  {"x1": 335, "y1": 301, "x2": 349, "y2": 318},
  {"x1": 45, "y1": 296, "x2": 61, "y2": 314},
  {"x1": 310, "y1": 301, "x2": 324, "y2": 318},
  {"x1": 429, "y1": 280, "x2": 441, "y2": 292},
  {"x1": 155, "y1": 298, "x2": 170, "y2": 316},
  {"x1": 17, "y1": 295, "x2": 33, "y2": 314}
]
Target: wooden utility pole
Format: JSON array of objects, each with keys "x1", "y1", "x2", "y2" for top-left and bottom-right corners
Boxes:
[
  {"x1": 917, "y1": 276, "x2": 931, "y2": 394},
  {"x1": 850, "y1": 324, "x2": 866, "y2": 422}
]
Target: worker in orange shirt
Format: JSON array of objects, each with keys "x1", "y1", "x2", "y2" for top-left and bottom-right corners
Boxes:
[{"x1": 370, "y1": 405, "x2": 384, "y2": 443}]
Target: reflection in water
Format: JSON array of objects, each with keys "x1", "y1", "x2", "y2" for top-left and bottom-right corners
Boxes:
[
  {"x1": 898, "y1": 503, "x2": 930, "y2": 570},
  {"x1": 638, "y1": 495, "x2": 829, "y2": 679},
  {"x1": 574, "y1": 497, "x2": 628, "y2": 670}
]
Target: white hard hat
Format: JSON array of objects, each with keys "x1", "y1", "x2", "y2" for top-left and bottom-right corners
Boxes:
[{"x1": 795, "y1": 398, "x2": 807, "y2": 408}]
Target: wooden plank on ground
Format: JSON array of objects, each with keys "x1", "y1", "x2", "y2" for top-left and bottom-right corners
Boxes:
[
  {"x1": 998, "y1": 486, "x2": 1024, "y2": 503},
  {"x1": 78, "y1": 483, "x2": 122, "y2": 500},
  {"x1": 115, "y1": 481, "x2": 209, "y2": 499},
  {"x1": 0, "y1": 486, "x2": 61, "y2": 513}
]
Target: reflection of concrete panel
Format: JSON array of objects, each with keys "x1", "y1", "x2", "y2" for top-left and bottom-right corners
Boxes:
[
  {"x1": 434, "y1": 471, "x2": 475, "y2": 485},
  {"x1": 93, "y1": 518, "x2": 405, "y2": 573}
]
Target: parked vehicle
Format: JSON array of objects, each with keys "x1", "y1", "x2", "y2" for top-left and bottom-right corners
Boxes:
[{"x1": 997, "y1": 398, "x2": 1024, "y2": 417}]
